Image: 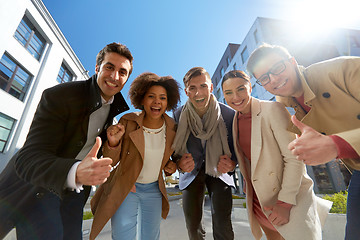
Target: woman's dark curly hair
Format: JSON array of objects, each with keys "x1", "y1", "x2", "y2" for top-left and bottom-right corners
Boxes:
[{"x1": 129, "y1": 72, "x2": 181, "y2": 111}]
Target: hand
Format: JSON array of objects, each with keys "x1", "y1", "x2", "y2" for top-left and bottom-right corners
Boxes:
[
  {"x1": 164, "y1": 161, "x2": 177, "y2": 176},
  {"x1": 177, "y1": 153, "x2": 195, "y2": 172},
  {"x1": 76, "y1": 137, "x2": 113, "y2": 186},
  {"x1": 217, "y1": 155, "x2": 237, "y2": 173},
  {"x1": 288, "y1": 115, "x2": 338, "y2": 165},
  {"x1": 130, "y1": 185, "x2": 136, "y2": 193},
  {"x1": 264, "y1": 202, "x2": 292, "y2": 226},
  {"x1": 107, "y1": 123, "x2": 125, "y2": 147}
]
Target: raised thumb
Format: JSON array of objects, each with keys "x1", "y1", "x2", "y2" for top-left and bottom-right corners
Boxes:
[
  {"x1": 291, "y1": 115, "x2": 307, "y2": 133},
  {"x1": 87, "y1": 136, "x2": 102, "y2": 158}
]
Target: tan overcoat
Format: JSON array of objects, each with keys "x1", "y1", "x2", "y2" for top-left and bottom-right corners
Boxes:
[
  {"x1": 233, "y1": 98, "x2": 331, "y2": 240},
  {"x1": 89, "y1": 111, "x2": 176, "y2": 239},
  {"x1": 277, "y1": 57, "x2": 360, "y2": 170}
]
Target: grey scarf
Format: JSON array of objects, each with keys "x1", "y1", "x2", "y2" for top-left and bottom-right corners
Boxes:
[{"x1": 172, "y1": 94, "x2": 231, "y2": 177}]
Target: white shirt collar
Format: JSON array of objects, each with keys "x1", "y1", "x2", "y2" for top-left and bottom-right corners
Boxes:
[{"x1": 101, "y1": 95, "x2": 114, "y2": 105}]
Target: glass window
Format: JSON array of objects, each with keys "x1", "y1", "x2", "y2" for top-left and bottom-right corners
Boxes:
[
  {"x1": 226, "y1": 57, "x2": 231, "y2": 67},
  {"x1": 220, "y1": 67, "x2": 224, "y2": 79},
  {"x1": 57, "y1": 63, "x2": 73, "y2": 84},
  {"x1": 313, "y1": 164, "x2": 335, "y2": 193},
  {"x1": 254, "y1": 29, "x2": 259, "y2": 44},
  {"x1": 14, "y1": 15, "x2": 46, "y2": 60},
  {"x1": 0, "y1": 54, "x2": 32, "y2": 101},
  {"x1": 213, "y1": 77, "x2": 218, "y2": 86},
  {"x1": 216, "y1": 88, "x2": 221, "y2": 100},
  {"x1": 241, "y1": 47, "x2": 249, "y2": 64},
  {"x1": 233, "y1": 63, "x2": 237, "y2": 70},
  {"x1": 350, "y1": 35, "x2": 360, "y2": 48},
  {"x1": 336, "y1": 159, "x2": 352, "y2": 187},
  {"x1": 251, "y1": 84, "x2": 258, "y2": 98},
  {"x1": 0, "y1": 113, "x2": 16, "y2": 152}
]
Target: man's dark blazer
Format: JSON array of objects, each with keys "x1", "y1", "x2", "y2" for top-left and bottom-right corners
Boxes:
[
  {"x1": 0, "y1": 75, "x2": 129, "y2": 233},
  {"x1": 173, "y1": 102, "x2": 237, "y2": 190}
]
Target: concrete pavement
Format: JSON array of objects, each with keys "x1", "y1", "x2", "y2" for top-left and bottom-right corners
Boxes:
[
  {"x1": 82, "y1": 193, "x2": 345, "y2": 240},
  {"x1": 82, "y1": 196, "x2": 258, "y2": 240},
  {"x1": 3, "y1": 189, "x2": 345, "y2": 239},
  {"x1": 159, "y1": 198, "x2": 257, "y2": 240}
]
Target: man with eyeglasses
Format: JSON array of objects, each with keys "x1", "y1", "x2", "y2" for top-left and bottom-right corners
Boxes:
[{"x1": 247, "y1": 43, "x2": 360, "y2": 240}]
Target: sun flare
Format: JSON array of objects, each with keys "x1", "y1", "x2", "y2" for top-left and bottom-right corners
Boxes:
[{"x1": 288, "y1": 0, "x2": 359, "y2": 39}]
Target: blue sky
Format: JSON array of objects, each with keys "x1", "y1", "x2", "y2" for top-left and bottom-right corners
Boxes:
[{"x1": 42, "y1": 0, "x2": 360, "y2": 114}]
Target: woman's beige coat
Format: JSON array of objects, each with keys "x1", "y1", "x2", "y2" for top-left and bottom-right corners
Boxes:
[
  {"x1": 233, "y1": 98, "x2": 331, "y2": 240},
  {"x1": 89, "y1": 111, "x2": 176, "y2": 239}
]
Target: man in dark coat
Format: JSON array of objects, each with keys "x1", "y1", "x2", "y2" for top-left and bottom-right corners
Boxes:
[
  {"x1": 0, "y1": 42, "x2": 133, "y2": 239},
  {"x1": 172, "y1": 67, "x2": 237, "y2": 240}
]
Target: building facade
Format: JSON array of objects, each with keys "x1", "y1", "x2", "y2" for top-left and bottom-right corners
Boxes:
[
  {"x1": 0, "y1": 0, "x2": 89, "y2": 171},
  {"x1": 212, "y1": 17, "x2": 360, "y2": 193}
]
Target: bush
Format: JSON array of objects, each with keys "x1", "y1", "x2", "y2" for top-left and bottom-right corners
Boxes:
[
  {"x1": 168, "y1": 192, "x2": 182, "y2": 196},
  {"x1": 232, "y1": 195, "x2": 245, "y2": 199},
  {"x1": 322, "y1": 191, "x2": 347, "y2": 214},
  {"x1": 83, "y1": 210, "x2": 94, "y2": 220}
]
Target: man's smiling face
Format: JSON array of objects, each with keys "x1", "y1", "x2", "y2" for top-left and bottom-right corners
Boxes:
[
  {"x1": 253, "y1": 53, "x2": 302, "y2": 98},
  {"x1": 95, "y1": 52, "x2": 131, "y2": 101},
  {"x1": 185, "y1": 73, "x2": 213, "y2": 116}
]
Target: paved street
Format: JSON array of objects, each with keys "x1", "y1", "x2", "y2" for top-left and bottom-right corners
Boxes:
[
  {"x1": 83, "y1": 196, "x2": 258, "y2": 240},
  {"x1": 159, "y1": 198, "x2": 257, "y2": 240},
  {"x1": 4, "y1": 187, "x2": 345, "y2": 240}
]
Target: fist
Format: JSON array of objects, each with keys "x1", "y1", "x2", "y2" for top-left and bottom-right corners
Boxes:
[
  {"x1": 217, "y1": 155, "x2": 236, "y2": 173},
  {"x1": 164, "y1": 161, "x2": 177, "y2": 176},
  {"x1": 177, "y1": 153, "x2": 195, "y2": 173},
  {"x1": 107, "y1": 123, "x2": 125, "y2": 147}
]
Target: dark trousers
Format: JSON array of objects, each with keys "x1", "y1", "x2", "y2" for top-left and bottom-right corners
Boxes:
[
  {"x1": 0, "y1": 190, "x2": 85, "y2": 240},
  {"x1": 182, "y1": 167, "x2": 234, "y2": 240},
  {"x1": 345, "y1": 170, "x2": 360, "y2": 240}
]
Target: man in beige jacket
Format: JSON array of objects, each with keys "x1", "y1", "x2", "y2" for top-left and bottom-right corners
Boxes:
[{"x1": 247, "y1": 43, "x2": 360, "y2": 240}]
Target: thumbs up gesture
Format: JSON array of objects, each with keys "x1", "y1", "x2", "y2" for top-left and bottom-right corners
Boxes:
[
  {"x1": 76, "y1": 137, "x2": 113, "y2": 186},
  {"x1": 288, "y1": 115, "x2": 338, "y2": 165}
]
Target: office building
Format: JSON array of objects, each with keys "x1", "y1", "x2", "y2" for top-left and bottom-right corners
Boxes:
[{"x1": 0, "y1": 0, "x2": 89, "y2": 171}]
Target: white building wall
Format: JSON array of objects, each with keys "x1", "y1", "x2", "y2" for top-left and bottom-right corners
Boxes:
[{"x1": 0, "y1": 0, "x2": 88, "y2": 170}]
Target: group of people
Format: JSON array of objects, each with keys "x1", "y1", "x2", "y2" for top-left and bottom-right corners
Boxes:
[{"x1": 0, "y1": 41, "x2": 358, "y2": 240}]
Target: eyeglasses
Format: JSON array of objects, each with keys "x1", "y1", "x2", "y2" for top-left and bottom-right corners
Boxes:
[{"x1": 255, "y1": 59, "x2": 288, "y2": 86}]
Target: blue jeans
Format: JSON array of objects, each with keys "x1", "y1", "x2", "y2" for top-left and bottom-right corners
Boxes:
[
  {"x1": 111, "y1": 181, "x2": 162, "y2": 240},
  {"x1": 0, "y1": 190, "x2": 84, "y2": 240},
  {"x1": 345, "y1": 170, "x2": 360, "y2": 240}
]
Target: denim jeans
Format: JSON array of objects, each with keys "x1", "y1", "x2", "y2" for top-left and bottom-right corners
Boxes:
[
  {"x1": 111, "y1": 181, "x2": 162, "y2": 240},
  {"x1": 345, "y1": 170, "x2": 360, "y2": 240},
  {"x1": 0, "y1": 190, "x2": 84, "y2": 240}
]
